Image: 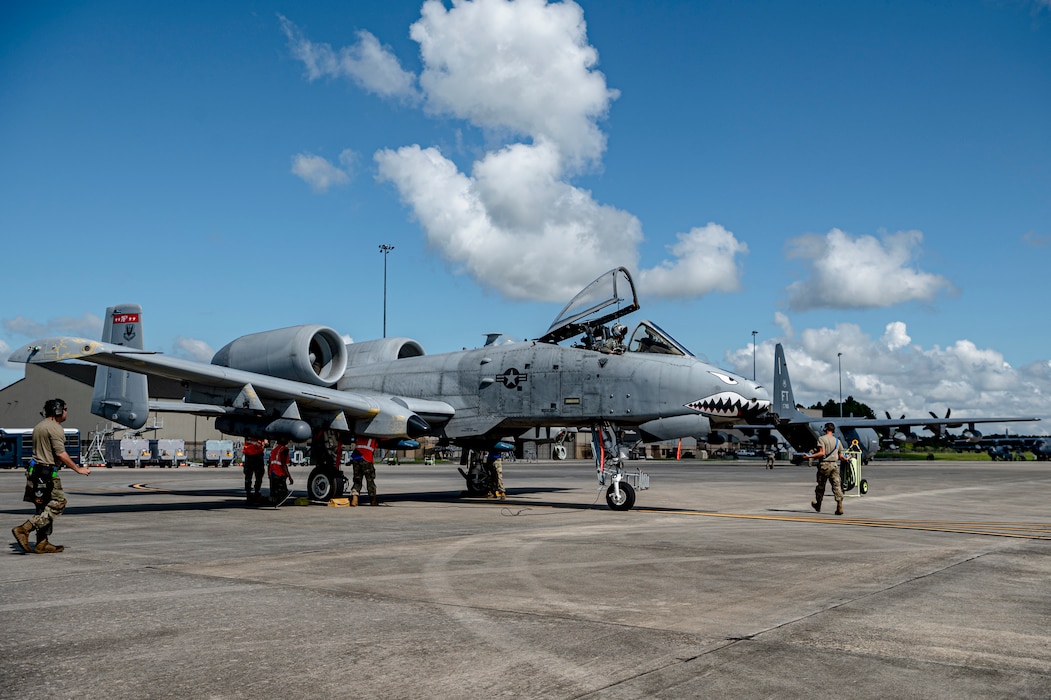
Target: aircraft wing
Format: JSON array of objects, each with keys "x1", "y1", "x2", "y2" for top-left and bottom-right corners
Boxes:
[
  {"x1": 735, "y1": 415, "x2": 1040, "y2": 435},
  {"x1": 830, "y1": 416, "x2": 1040, "y2": 431},
  {"x1": 9, "y1": 336, "x2": 444, "y2": 439}
]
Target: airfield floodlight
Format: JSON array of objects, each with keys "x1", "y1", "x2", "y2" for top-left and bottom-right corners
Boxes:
[
  {"x1": 751, "y1": 330, "x2": 758, "y2": 380},
  {"x1": 838, "y1": 352, "x2": 843, "y2": 417},
  {"x1": 379, "y1": 244, "x2": 394, "y2": 338}
]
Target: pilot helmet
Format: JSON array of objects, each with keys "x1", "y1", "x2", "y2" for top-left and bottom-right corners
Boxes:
[{"x1": 612, "y1": 323, "x2": 627, "y2": 338}]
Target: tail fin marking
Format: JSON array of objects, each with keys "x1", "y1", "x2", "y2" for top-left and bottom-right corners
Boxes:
[
  {"x1": 772, "y1": 343, "x2": 805, "y2": 421},
  {"x1": 90, "y1": 304, "x2": 149, "y2": 428}
]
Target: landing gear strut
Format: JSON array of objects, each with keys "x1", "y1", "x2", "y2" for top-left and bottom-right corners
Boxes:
[{"x1": 593, "y1": 422, "x2": 648, "y2": 511}]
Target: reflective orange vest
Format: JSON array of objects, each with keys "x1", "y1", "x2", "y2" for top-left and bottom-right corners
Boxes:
[
  {"x1": 243, "y1": 438, "x2": 264, "y2": 456},
  {"x1": 353, "y1": 438, "x2": 378, "y2": 463},
  {"x1": 268, "y1": 444, "x2": 290, "y2": 478}
]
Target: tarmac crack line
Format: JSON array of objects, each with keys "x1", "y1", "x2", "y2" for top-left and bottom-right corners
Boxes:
[
  {"x1": 635, "y1": 509, "x2": 1051, "y2": 540},
  {"x1": 581, "y1": 548, "x2": 1005, "y2": 697}
]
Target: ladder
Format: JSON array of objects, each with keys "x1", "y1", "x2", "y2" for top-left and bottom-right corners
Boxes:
[{"x1": 84, "y1": 426, "x2": 108, "y2": 468}]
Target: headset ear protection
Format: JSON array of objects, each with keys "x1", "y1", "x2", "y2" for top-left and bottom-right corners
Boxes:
[{"x1": 44, "y1": 399, "x2": 67, "y2": 417}]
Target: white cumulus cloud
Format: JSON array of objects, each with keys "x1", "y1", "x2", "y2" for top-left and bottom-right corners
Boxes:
[
  {"x1": 3, "y1": 313, "x2": 102, "y2": 339},
  {"x1": 411, "y1": 0, "x2": 616, "y2": 166},
  {"x1": 637, "y1": 224, "x2": 748, "y2": 298},
  {"x1": 785, "y1": 228, "x2": 956, "y2": 310},
  {"x1": 375, "y1": 141, "x2": 642, "y2": 301},
  {"x1": 173, "y1": 336, "x2": 215, "y2": 363},
  {"x1": 291, "y1": 152, "x2": 351, "y2": 193},
  {"x1": 285, "y1": 1, "x2": 749, "y2": 302},
  {"x1": 723, "y1": 319, "x2": 1051, "y2": 434},
  {"x1": 279, "y1": 16, "x2": 419, "y2": 101}
]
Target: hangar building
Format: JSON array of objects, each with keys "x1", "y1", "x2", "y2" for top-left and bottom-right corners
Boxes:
[{"x1": 0, "y1": 362, "x2": 225, "y2": 463}]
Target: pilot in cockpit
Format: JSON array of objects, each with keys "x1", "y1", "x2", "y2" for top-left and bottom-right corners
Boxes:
[{"x1": 602, "y1": 323, "x2": 628, "y2": 354}]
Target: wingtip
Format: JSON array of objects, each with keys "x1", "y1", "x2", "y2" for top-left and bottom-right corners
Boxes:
[{"x1": 7, "y1": 337, "x2": 100, "y2": 364}]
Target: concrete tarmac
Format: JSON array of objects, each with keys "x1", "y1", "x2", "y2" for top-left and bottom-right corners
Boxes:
[{"x1": 1, "y1": 458, "x2": 1049, "y2": 699}]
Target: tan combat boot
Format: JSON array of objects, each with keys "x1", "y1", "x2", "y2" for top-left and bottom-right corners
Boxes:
[
  {"x1": 34, "y1": 539, "x2": 64, "y2": 553},
  {"x1": 350, "y1": 493, "x2": 358, "y2": 507},
  {"x1": 811, "y1": 499, "x2": 821, "y2": 513},
  {"x1": 370, "y1": 495, "x2": 379, "y2": 506},
  {"x1": 835, "y1": 501, "x2": 844, "y2": 516},
  {"x1": 12, "y1": 521, "x2": 35, "y2": 553},
  {"x1": 496, "y1": 491, "x2": 506, "y2": 501}
]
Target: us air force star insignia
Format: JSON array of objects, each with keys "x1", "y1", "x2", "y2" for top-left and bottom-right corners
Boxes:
[{"x1": 497, "y1": 367, "x2": 528, "y2": 390}]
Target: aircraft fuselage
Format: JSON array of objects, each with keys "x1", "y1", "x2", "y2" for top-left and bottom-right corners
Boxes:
[{"x1": 339, "y1": 340, "x2": 768, "y2": 442}]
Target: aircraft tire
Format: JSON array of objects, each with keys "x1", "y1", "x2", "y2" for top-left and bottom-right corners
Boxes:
[
  {"x1": 332, "y1": 472, "x2": 347, "y2": 498},
  {"x1": 307, "y1": 468, "x2": 334, "y2": 501},
  {"x1": 859, "y1": 479, "x2": 869, "y2": 495},
  {"x1": 605, "y1": 482, "x2": 635, "y2": 511},
  {"x1": 458, "y1": 465, "x2": 490, "y2": 496}
]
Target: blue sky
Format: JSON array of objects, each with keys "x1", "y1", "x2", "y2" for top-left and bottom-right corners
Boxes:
[{"x1": 2, "y1": 0, "x2": 1050, "y2": 433}]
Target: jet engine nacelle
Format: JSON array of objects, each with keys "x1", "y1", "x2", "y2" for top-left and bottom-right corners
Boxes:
[
  {"x1": 343, "y1": 337, "x2": 426, "y2": 367},
  {"x1": 211, "y1": 325, "x2": 348, "y2": 387},
  {"x1": 892, "y1": 430, "x2": 918, "y2": 444}
]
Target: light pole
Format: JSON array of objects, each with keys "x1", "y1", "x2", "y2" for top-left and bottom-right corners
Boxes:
[
  {"x1": 837, "y1": 352, "x2": 843, "y2": 417},
  {"x1": 751, "y1": 330, "x2": 758, "y2": 381},
  {"x1": 379, "y1": 244, "x2": 394, "y2": 337}
]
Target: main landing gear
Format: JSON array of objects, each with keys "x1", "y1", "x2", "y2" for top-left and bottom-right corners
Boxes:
[{"x1": 306, "y1": 468, "x2": 349, "y2": 501}]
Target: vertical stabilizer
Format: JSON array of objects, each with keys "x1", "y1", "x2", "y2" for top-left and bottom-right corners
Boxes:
[
  {"x1": 91, "y1": 304, "x2": 149, "y2": 429},
  {"x1": 772, "y1": 343, "x2": 805, "y2": 421}
]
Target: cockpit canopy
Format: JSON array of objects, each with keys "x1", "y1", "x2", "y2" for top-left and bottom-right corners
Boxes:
[
  {"x1": 538, "y1": 267, "x2": 694, "y2": 357},
  {"x1": 626, "y1": 320, "x2": 692, "y2": 357},
  {"x1": 540, "y1": 267, "x2": 639, "y2": 344}
]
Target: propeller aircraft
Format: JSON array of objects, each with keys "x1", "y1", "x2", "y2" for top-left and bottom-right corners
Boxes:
[{"x1": 750, "y1": 343, "x2": 1040, "y2": 465}]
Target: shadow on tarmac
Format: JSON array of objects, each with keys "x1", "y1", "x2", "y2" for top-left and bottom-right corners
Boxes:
[{"x1": 0, "y1": 486, "x2": 580, "y2": 516}]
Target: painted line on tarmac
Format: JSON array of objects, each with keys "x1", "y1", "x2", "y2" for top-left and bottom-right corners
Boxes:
[{"x1": 634, "y1": 509, "x2": 1051, "y2": 540}]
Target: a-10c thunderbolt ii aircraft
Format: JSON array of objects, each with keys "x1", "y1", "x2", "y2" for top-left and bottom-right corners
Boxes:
[
  {"x1": 9, "y1": 267, "x2": 771, "y2": 510},
  {"x1": 741, "y1": 343, "x2": 1040, "y2": 466}
]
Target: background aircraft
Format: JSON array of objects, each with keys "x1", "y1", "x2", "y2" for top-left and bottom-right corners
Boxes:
[
  {"x1": 952, "y1": 431, "x2": 1051, "y2": 461},
  {"x1": 9, "y1": 268, "x2": 771, "y2": 510},
  {"x1": 752, "y1": 343, "x2": 1040, "y2": 464}
]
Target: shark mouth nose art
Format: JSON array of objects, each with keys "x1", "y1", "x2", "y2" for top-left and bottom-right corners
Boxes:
[{"x1": 686, "y1": 392, "x2": 771, "y2": 418}]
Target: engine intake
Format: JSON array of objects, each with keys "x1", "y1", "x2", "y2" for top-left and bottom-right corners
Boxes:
[{"x1": 211, "y1": 325, "x2": 348, "y2": 387}]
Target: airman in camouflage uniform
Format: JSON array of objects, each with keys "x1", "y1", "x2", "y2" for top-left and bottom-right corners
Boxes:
[
  {"x1": 12, "y1": 399, "x2": 92, "y2": 554},
  {"x1": 804, "y1": 423, "x2": 847, "y2": 515}
]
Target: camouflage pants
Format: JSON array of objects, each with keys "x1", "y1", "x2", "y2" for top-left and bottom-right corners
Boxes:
[
  {"x1": 486, "y1": 458, "x2": 504, "y2": 494},
  {"x1": 351, "y1": 461, "x2": 376, "y2": 497},
  {"x1": 815, "y1": 461, "x2": 843, "y2": 503},
  {"x1": 30, "y1": 476, "x2": 67, "y2": 540}
]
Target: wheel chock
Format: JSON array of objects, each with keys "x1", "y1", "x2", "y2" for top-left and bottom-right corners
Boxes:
[{"x1": 327, "y1": 498, "x2": 351, "y2": 507}]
